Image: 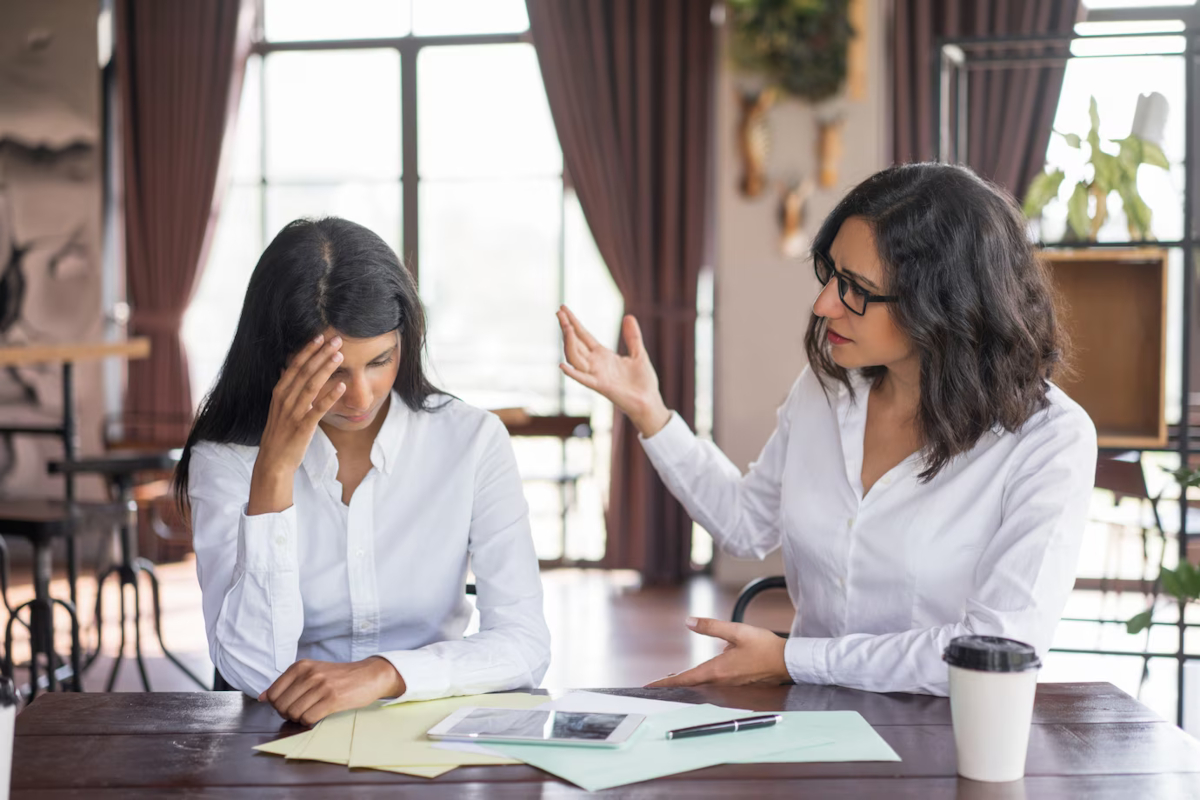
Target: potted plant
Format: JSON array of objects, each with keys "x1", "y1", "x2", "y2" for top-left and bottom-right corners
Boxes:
[
  {"x1": 727, "y1": 0, "x2": 854, "y2": 103},
  {"x1": 1023, "y1": 96, "x2": 1169, "y2": 242},
  {"x1": 1126, "y1": 465, "x2": 1200, "y2": 636}
]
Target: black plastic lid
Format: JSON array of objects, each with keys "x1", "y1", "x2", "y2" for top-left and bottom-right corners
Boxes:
[
  {"x1": 0, "y1": 676, "x2": 15, "y2": 708},
  {"x1": 942, "y1": 635, "x2": 1042, "y2": 673}
]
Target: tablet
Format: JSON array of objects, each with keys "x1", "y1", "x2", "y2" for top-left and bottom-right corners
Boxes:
[{"x1": 427, "y1": 707, "x2": 645, "y2": 748}]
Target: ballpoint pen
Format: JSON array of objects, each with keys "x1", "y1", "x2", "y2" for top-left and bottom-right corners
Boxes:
[{"x1": 665, "y1": 713, "x2": 783, "y2": 740}]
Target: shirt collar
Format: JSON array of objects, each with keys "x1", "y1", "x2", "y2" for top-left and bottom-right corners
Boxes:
[{"x1": 299, "y1": 390, "x2": 408, "y2": 484}]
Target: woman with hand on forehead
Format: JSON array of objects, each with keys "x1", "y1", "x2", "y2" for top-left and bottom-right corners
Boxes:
[
  {"x1": 558, "y1": 163, "x2": 1097, "y2": 696},
  {"x1": 174, "y1": 217, "x2": 549, "y2": 724}
]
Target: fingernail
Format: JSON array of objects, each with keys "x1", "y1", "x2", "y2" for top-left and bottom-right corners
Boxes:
[
  {"x1": 313, "y1": 334, "x2": 323, "y2": 344},
  {"x1": 330, "y1": 336, "x2": 342, "y2": 347},
  {"x1": 685, "y1": 617, "x2": 699, "y2": 629},
  {"x1": 332, "y1": 352, "x2": 343, "y2": 362}
]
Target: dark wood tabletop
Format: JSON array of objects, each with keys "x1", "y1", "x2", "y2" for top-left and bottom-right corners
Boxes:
[{"x1": 12, "y1": 683, "x2": 1200, "y2": 799}]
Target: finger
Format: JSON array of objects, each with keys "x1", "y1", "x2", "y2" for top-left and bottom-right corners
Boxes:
[
  {"x1": 686, "y1": 616, "x2": 744, "y2": 645},
  {"x1": 275, "y1": 334, "x2": 326, "y2": 398},
  {"x1": 298, "y1": 695, "x2": 338, "y2": 727},
  {"x1": 645, "y1": 659, "x2": 721, "y2": 688},
  {"x1": 273, "y1": 675, "x2": 319, "y2": 718},
  {"x1": 286, "y1": 345, "x2": 344, "y2": 417},
  {"x1": 279, "y1": 684, "x2": 326, "y2": 724},
  {"x1": 623, "y1": 315, "x2": 645, "y2": 360},
  {"x1": 303, "y1": 381, "x2": 347, "y2": 424},
  {"x1": 561, "y1": 305, "x2": 601, "y2": 349},
  {"x1": 560, "y1": 361, "x2": 602, "y2": 391},
  {"x1": 263, "y1": 665, "x2": 300, "y2": 705}
]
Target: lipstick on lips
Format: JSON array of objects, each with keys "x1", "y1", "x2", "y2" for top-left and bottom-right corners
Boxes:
[{"x1": 827, "y1": 328, "x2": 853, "y2": 345}]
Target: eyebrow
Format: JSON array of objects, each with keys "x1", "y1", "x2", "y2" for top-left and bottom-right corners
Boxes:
[
  {"x1": 369, "y1": 345, "x2": 397, "y2": 362},
  {"x1": 830, "y1": 255, "x2": 882, "y2": 293}
]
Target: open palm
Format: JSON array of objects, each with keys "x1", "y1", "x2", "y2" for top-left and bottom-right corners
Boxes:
[{"x1": 557, "y1": 305, "x2": 669, "y2": 436}]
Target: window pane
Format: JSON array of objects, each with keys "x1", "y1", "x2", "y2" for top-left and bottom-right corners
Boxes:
[
  {"x1": 412, "y1": 0, "x2": 528, "y2": 36},
  {"x1": 264, "y1": 0, "x2": 411, "y2": 41},
  {"x1": 420, "y1": 179, "x2": 561, "y2": 410},
  {"x1": 230, "y1": 55, "x2": 262, "y2": 182},
  {"x1": 264, "y1": 50, "x2": 401, "y2": 181},
  {"x1": 1037, "y1": 54, "x2": 1184, "y2": 243},
  {"x1": 418, "y1": 44, "x2": 560, "y2": 179},
  {"x1": 266, "y1": 182, "x2": 401, "y2": 255},
  {"x1": 185, "y1": 185, "x2": 262, "y2": 405}
]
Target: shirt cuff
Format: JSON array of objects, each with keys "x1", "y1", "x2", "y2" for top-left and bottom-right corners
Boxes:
[
  {"x1": 237, "y1": 504, "x2": 299, "y2": 573},
  {"x1": 376, "y1": 649, "x2": 450, "y2": 704},
  {"x1": 637, "y1": 411, "x2": 695, "y2": 466},
  {"x1": 784, "y1": 636, "x2": 831, "y2": 685}
]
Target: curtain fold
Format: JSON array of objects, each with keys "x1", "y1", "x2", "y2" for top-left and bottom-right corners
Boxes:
[
  {"x1": 117, "y1": 0, "x2": 253, "y2": 444},
  {"x1": 892, "y1": 0, "x2": 1082, "y2": 197},
  {"x1": 527, "y1": 0, "x2": 714, "y2": 584}
]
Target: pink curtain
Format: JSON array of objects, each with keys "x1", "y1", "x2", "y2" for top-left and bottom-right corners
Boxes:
[{"x1": 117, "y1": 0, "x2": 253, "y2": 443}]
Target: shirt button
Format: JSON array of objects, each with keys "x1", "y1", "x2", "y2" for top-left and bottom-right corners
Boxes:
[
  {"x1": 275, "y1": 536, "x2": 286, "y2": 546},
  {"x1": 359, "y1": 620, "x2": 370, "y2": 631},
  {"x1": 838, "y1": 576, "x2": 846, "y2": 588},
  {"x1": 846, "y1": 518, "x2": 854, "y2": 529},
  {"x1": 356, "y1": 548, "x2": 365, "y2": 558}
]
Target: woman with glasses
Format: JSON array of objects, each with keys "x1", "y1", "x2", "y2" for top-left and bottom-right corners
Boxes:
[{"x1": 557, "y1": 162, "x2": 1096, "y2": 695}]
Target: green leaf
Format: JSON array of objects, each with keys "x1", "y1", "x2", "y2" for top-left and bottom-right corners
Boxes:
[
  {"x1": 1063, "y1": 132, "x2": 1082, "y2": 149},
  {"x1": 1022, "y1": 169, "x2": 1065, "y2": 218},
  {"x1": 1066, "y1": 181, "x2": 1091, "y2": 240},
  {"x1": 1119, "y1": 186, "x2": 1153, "y2": 239},
  {"x1": 1087, "y1": 96, "x2": 1102, "y2": 151},
  {"x1": 1141, "y1": 140, "x2": 1170, "y2": 170},
  {"x1": 1165, "y1": 465, "x2": 1200, "y2": 488},
  {"x1": 1161, "y1": 567, "x2": 1185, "y2": 601},
  {"x1": 1179, "y1": 562, "x2": 1200, "y2": 600},
  {"x1": 1092, "y1": 151, "x2": 1120, "y2": 193},
  {"x1": 1126, "y1": 608, "x2": 1154, "y2": 635}
]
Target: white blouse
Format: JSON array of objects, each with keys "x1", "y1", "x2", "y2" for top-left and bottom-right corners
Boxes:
[
  {"x1": 188, "y1": 392, "x2": 551, "y2": 702},
  {"x1": 641, "y1": 367, "x2": 1097, "y2": 696}
]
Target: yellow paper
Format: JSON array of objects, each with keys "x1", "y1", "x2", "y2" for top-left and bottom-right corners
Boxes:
[
  {"x1": 288, "y1": 706, "x2": 359, "y2": 764},
  {"x1": 367, "y1": 765, "x2": 458, "y2": 778},
  {"x1": 348, "y1": 692, "x2": 545, "y2": 768},
  {"x1": 253, "y1": 729, "x2": 314, "y2": 758}
]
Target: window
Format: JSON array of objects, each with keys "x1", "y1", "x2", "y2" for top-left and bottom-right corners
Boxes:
[{"x1": 184, "y1": 0, "x2": 633, "y2": 563}]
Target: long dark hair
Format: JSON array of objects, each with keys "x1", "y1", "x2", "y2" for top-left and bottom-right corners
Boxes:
[
  {"x1": 173, "y1": 217, "x2": 442, "y2": 512},
  {"x1": 805, "y1": 162, "x2": 1067, "y2": 481}
]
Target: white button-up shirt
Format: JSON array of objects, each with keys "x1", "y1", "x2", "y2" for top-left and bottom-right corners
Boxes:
[
  {"x1": 641, "y1": 367, "x2": 1097, "y2": 695},
  {"x1": 188, "y1": 393, "x2": 551, "y2": 702}
]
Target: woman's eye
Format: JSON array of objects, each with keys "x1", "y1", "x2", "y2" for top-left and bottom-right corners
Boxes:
[{"x1": 369, "y1": 358, "x2": 393, "y2": 368}]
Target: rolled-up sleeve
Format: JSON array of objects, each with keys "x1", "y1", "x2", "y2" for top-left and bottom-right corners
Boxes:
[{"x1": 189, "y1": 444, "x2": 305, "y2": 697}]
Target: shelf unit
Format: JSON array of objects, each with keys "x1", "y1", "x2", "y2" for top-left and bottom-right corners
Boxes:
[{"x1": 935, "y1": 24, "x2": 1198, "y2": 726}]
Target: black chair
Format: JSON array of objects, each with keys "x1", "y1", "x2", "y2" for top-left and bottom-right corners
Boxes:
[
  {"x1": 730, "y1": 575, "x2": 790, "y2": 638},
  {"x1": 49, "y1": 451, "x2": 207, "y2": 692},
  {"x1": 211, "y1": 583, "x2": 479, "y2": 691}
]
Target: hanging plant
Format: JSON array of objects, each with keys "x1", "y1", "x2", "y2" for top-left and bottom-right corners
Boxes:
[{"x1": 727, "y1": 0, "x2": 854, "y2": 104}]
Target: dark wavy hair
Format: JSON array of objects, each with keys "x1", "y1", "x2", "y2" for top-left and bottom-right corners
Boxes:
[
  {"x1": 173, "y1": 217, "x2": 443, "y2": 513},
  {"x1": 804, "y1": 162, "x2": 1067, "y2": 481}
]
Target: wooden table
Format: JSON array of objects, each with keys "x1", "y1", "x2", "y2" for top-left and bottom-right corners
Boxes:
[{"x1": 11, "y1": 683, "x2": 1200, "y2": 798}]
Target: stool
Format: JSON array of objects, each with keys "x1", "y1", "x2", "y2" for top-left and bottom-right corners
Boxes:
[
  {"x1": 0, "y1": 499, "x2": 122, "y2": 698},
  {"x1": 50, "y1": 451, "x2": 207, "y2": 691}
]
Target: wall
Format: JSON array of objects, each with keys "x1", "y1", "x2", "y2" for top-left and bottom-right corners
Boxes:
[
  {"x1": 711, "y1": 3, "x2": 891, "y2": 587},
  {"x1": 0, "y1": 0, "x2": 104, "y2": 502}
]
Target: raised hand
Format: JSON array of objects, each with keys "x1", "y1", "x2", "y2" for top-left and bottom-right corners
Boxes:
[
  {"x1": 248, "y1": 333, "x2": 346, "y2": 515},
  {"x1": 556, "y1": 305, "x2": 672, "y2": 438}
]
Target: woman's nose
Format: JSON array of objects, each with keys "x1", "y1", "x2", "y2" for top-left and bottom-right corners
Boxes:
[
  {"x1": 342, "y1": 375, "x2": 372, "y2": 409},
  {"x1": 812, "y1": 277, "x2": 844, "y2": 319}
]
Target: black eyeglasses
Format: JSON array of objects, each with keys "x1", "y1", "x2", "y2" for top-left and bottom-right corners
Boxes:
[{"x1": 813, "y1": 251, "x2": 897, "y2": 316}]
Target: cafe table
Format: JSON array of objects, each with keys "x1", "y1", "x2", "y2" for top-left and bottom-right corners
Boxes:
[{"x1": 11, "y1": 682, "x2": 1200, "y2": 798}]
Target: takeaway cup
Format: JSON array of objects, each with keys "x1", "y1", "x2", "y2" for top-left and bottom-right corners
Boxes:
[{"x1": 943, "y1": 635, "x2": 1041, "y2": 783}]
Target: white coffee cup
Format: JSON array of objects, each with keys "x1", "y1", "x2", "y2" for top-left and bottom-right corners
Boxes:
[
  {"x1": 0, "y1": 677, "x2": 14, "y2": 800},
  {"x1": 943, "y1": 635, "x2": 1041, "y2": 783}
]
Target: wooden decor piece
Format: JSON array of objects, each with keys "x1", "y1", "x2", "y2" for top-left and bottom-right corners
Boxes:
[
  {"x1": 736, "y1": 88, "x2": 776, "y2": 198},
  {"x1": 847, "y1": 0, "x2": 868, "y2": 101},
  {"x1": 1041, "y1": 248, "x2": 1168, "y2": 448}
]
